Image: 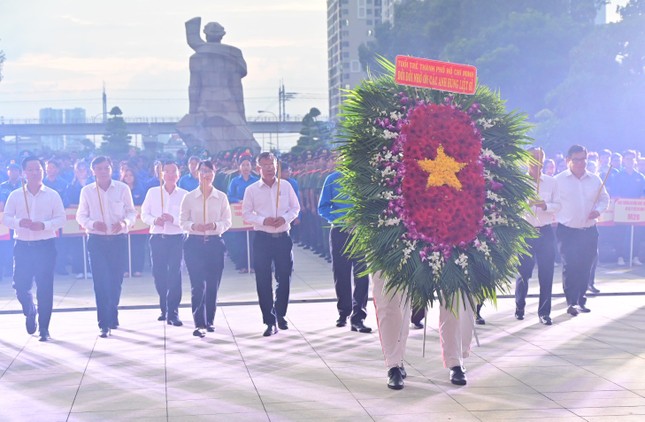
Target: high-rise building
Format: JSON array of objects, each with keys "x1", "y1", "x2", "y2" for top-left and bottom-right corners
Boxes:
[
  {"x1": 39, "y1": 107, "x2": 87, "y2": 150},
  {"x1": 595, "y1": 0, "x2": 629, "y2": 24},
  {"x1": 327, "y1": 0, "x2": 385, "y2": 122}
]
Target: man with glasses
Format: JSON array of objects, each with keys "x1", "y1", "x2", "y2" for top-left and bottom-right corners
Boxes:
[{"x1": 554, "y1": 145, "x2": 609, "y2": 317}]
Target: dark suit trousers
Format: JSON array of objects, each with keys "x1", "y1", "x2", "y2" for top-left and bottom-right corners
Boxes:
[
  {"x1": 330, "y1": 227, "x2": 368, "y2": 323},
  {"x1": 149, "y1": 234, "x2": 183, "y2": 319},
  {"x1": 184, "y1": 235, "x2": 225, "y2": 328},
  {"x1": 13, "y1": 239, "x2": 56, "y2": 332},
  {"x1": 253, "y1": 231, "x2": 293, "y2": 325},
  {"x1": 515, "y1": 225, "x2": 555, "y2": 317},
  {"x1": 556, "y1": 224, "x2": 598, "y2": 307},
  {"x1": 88, "y1": 234, "x2": 127, "y2": 330}
]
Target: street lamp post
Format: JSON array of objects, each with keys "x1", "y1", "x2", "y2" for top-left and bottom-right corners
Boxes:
[{"x1": 258, "y1": 110, "x2": 279, "y2": 153}]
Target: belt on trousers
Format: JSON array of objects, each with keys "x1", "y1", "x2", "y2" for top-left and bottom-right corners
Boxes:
[
  {"x1": 151, "y1": 233, "x2": 184, "y2": 239},
  {"x1": 558, "y1": 223, "x2": 596, "y2": 231},
  {"x1": 187, "y1": 234, "x2": 221, "y2": 241},
  {"x1": 16, "y1": 238, "x2": 55, "y2": 246},
  {"x1": 88, "y1": 234, "x2": 126, "y2": 240},
  {"x1": 256, "y1": 231, "x2": 289, "y2": 238}
]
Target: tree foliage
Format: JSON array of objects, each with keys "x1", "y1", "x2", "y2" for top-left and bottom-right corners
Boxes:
[
  {"x1": 534, "y1": 1, "x2": 645, "y2": 152},
  {"x1": 361, "y1": 0, "x2": 599, "y2": 118},
  {"x1": 100, "y1": 106, "x2": 131, "y2": 159},
  {"x1": 290, "y1": 107, "x2": 332, "y2": 156},
  {"x1": 0, "y1": 46, "x2": 5, "y2": 83}
]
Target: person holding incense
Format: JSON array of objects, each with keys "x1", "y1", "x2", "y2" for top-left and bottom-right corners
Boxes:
[
  {"x1": 554, "y1": 145, "x2": 609, "y2": 317},
  {"x1": 179, "y1": 160, "x2": 232, "y2": 338},
  {"x1": 141, "y1": 161, "x2": 188, "y2": 327},
  {"x1": 2, "y1": 156, "x2": 66, "y2": 342},
  {"x1": 514, "y1": 147, "x2": 561, "y2": 326},
  {"x1": 242, "y1": 152, "x2": 301, "y2": 337},
  {"x1": 76, "y1": 156, "x2": 137, "y2": 338}
]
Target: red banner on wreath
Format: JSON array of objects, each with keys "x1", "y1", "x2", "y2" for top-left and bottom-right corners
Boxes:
[{"x1": 395, "y1": 56, "x2": 477, "y2": 95}]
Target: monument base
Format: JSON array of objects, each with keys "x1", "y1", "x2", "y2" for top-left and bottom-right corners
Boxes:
[{"x1": 176, "y1": 112, "x2": 260, "y2": 156}]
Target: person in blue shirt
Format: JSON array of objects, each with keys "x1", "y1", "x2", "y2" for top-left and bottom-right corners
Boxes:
[
  {"x1": 0, "y1": 163, "x2": 23, "y2": 278},
  {"x1": 226, "y1": 154, "x2": 259, "y2": 272},
  {"x1": 44, "y1": 159, "x2": 70, "y2": 275},
  {"x1": 318, "y1": 169, "x2": 371, "y2": 333},
  {"x1": 121, "y1": 167, "x2": 148, "y2": 277},
  {"x1": 178, "y1": 156, "x2": 200, "y2": 192}
]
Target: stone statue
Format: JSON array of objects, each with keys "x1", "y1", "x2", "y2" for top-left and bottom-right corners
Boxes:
[{"x1": 177, "y1": 17, "x2": 260, "y2": 155}]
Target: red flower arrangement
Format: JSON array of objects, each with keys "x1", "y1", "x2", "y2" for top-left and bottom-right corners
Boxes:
[{"x1": 399, "y1": 104, "x2": 485, "y2": 248}]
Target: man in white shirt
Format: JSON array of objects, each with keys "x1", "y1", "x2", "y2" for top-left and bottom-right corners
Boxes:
[
  {"x1": 141, "y1": 161, "x2": 188, "y2": 327},
  {"x1": 555, "y1": 145, "x2": 609, "y2": 316},
  {"x1": 515, "y1": 148, "x2": 561, "y2": 325},
  {"x1": 76, "y1": 156, "x2": 137, "y2": 338},
  {"x1": 2, "y1": 156, "x2": 66, "y2": 341},
  {"x1": 242, "y1": 152, "x2": 301, "y2": 337}
]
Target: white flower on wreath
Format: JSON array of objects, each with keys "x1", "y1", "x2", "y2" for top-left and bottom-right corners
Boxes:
[
  {"x1": 427, "y1": 252, "x2": 444, "y2": 276},
  {"x1": 381, "y1": 166, "x2": 397, "y2": 179},
  {"x1": 389, "y1": 111, "x2": 403, "y2": 121},
  {"x1": 477, "y1": 118, "x2": 499, "y2": 129},
  {"x1": 473, "y1": 239, "x2": 491, "y2": 258},
  {"x1": 399, "y1": 239, "x2": 417, "y2": 266},
  {"x1": 377, "y1": 215, "x2": 401, "y2": 227},
  {"x1": 481, "y1": 148, "x2": 504, "y2": 164},
  {"x1": 455, "y1": 253, "x2": 469, "y2": 275},
  {"x1": 483, "y1": 213, "x2": 508, "y2": 226},
  {"x1": 382, "y1": 129, "x2": 398, "y2": 140},
  {"x1": 379, "y1": 190, "x2": 400, "y2": 200}
]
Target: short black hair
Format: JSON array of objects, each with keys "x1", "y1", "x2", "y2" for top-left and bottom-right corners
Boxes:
[
  {"x1": 91, "y1": 156, "x2": 113, "y2": 169},
  {"x1": 21, "y1": 156, "x2": 44, "y2": 170},
  {"x1": 566, "y1": 145, "x2": 587, "y2": 159}
]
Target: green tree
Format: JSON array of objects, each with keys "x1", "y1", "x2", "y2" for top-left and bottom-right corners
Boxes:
[
  {"x1": 533, "y1": 0, "x2": 645, "y2": 152},
  {"x1": 290, "y1": 107, "x2": 332, "y2": 156},
  {"x1": 360, "y1": 0, "x2": 599, "y2": 117},
  {"x1": 100, "y1": 106, "x2": 131, "y2": 159}
]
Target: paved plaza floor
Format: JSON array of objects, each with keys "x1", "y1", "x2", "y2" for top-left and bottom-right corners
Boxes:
[{"x1": 1, "y1": 245, "x2": 644, "y2": 421}]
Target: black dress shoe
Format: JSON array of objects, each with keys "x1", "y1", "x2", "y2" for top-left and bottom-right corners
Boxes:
[
  {"x1": 514, "y1": 308, "x2": 524, "y2": 320},
  {"x1": 567, "y1": 305, "x2": 579, "y2": 316},
  {"x1": 336, "y1": 316, "x2": 348, "y2": 327},
  {"x1": 26, "y1": 313, "x2": 37, "y2": 335},
  {"x1": 576, "y1": 304, "x2": 591, "y2": 313},
  {"x1": 400, "y1": 365, "x2": 407, "y2": 379},
  {"x1": 193, "y1": 328, "x2": 206, "y2": 338},
  {"x1": 99, "y1": 328, "x2": 110, "y2": 338},
  {"x1": 157, "y1": 314, "x2": 166, "y2": 321},
  {"x1": 450, "y1": 366, "x2": 467, "y2": 386},
  {"x1": 39, "y1": 331, "x2": 51, "y2": 342},
  {"x1": 539, "y1": 315, "x2": 552, "y2": 325},
  {"x1": 387, "y1": 367, "x2": 404, "y2": 390},
  {"x1": 206, "y1": 325, "x2": 215, "y2": 332},
  {"x1": 263, "y1": 325, "x2": 277, "y2": 337},
  {"x1": 588, "y1": 285, "x2": 600, "y2": 294},
  {"x1": 167, "y1": 317, "x2": 183, "y2": 327},
  {"x1": 350, "y1": 321, "x2": 372, "y2": 333},
  {"x1": 411, "y1": 322, "x2": 424, "y2": 329},
  {"x1": 475, "y1": 315, "x2": 486, "y2": 325},
  {"x1": 277, "y1": 318, "x2": 289, "y2": 330}
]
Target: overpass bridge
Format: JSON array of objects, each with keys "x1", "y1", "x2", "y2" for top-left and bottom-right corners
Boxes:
[{"x1": 0, "y1": 118, "x2": 303, "y2": 138}]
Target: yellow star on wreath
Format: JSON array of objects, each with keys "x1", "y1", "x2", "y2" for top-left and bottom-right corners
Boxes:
[{"x1": 417, "y1": 145, "x2": 467, "y2": 190}]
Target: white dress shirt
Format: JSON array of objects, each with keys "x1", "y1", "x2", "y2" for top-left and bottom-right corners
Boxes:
[
  {"x1": 141, "y1": 185, "x2": 188, "y2": 235},
  {"x1": 524, "y1": 174, "x2": 561, "y2": 227},
  {"x1": 2, "y1": 184, "x2": 66, "y2": 241},
  {"x1": 179, "y1": 187, "x2": 232, "y2": 236},
  {"x1": 242, "y1": 178, "x2": 301, "y2": 233},
  {"x1": 555, "y1": 169, "x2": 610, "y2": 229},
  {"x1": 76, "y1": 180, "x2": 137, "y2": 235}
]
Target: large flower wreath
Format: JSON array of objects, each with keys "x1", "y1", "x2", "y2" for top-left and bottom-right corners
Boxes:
[{"x1": 337, "y1": 59, "x2": 535, "y2": 310}]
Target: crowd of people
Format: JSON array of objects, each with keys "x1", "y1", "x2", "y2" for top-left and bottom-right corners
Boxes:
[{"x1": 0, "y1": 143, "x2": 643, "y2": 389}]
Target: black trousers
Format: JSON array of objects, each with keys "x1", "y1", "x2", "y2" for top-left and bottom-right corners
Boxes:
[
  {"x1": 88, "y1": 234, "x2": 127, "y2": 330},
  {"x1": 149, "y1": 234, "x2": 183, "y2": 319},
  {"x1": 556, "y1": 224, "x2": 598, "y2": 307},
  {"x1": 184, "y1": 235, "x2": 225, "y2": 328},
  {"x1": 515, "y1": 225, "x2": 555, "y2": 317},
  {"x1": 330, "y1": 227, "x2": 368, "y2": 322},
  {"x1": 253, "y1": 231, "x2": 293, "y2": 325},
  {"x1": 13, "y1": 239, "x2": 56, "y2": 332}
]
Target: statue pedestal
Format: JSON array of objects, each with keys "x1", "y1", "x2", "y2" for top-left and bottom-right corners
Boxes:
[{"x1": 176, "y1": 113, "x2": 260, "y2": 155}]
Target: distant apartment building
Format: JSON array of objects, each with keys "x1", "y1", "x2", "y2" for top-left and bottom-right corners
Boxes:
[
  {"x1": 595, "y1": 0, "x2": 629, "y2": 24},
  {"x1": 328, "y1": 0, "x2": 407, "y2": 122},
  {"x1": 39, "y1": 107, "x2": 86, "y2": 150}
]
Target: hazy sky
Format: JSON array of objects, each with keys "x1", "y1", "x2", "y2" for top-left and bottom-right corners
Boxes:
[{"x1": 0, "y1": 0, "x2": 328, "y2": 121}]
